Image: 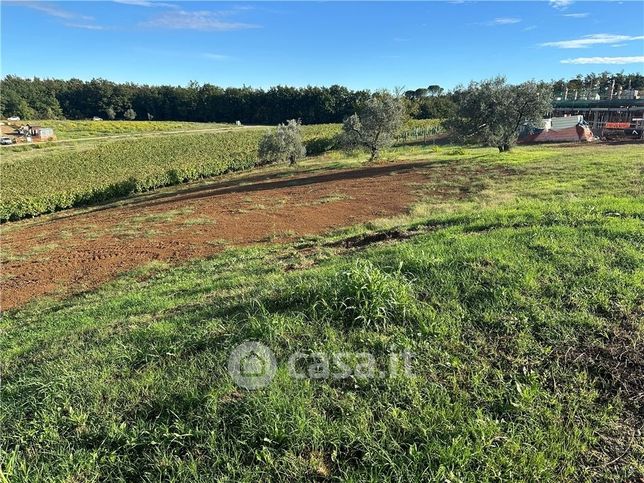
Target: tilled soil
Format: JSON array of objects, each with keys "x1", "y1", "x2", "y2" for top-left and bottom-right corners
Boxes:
[{"x1": 2, "y1": 160, "x2": 445, "y2": 310}]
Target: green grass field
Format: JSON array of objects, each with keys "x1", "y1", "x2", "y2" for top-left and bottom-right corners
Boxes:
[
  {"x1": 16, "y1": 120, "x2": 232, "y2": 140},
  {"x1": 1, "y1": 198, "x2": 642, "y2": 481},
  {"x1": 1, "y1": 140, "x2": 642, "y2": 481}
]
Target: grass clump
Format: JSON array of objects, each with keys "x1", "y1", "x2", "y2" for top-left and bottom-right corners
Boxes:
[{"x1": 294, "y1": 260, "x2": 421, "y2": 330}]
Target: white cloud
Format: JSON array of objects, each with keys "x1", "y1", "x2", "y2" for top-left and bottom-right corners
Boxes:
[
  {"x1": 523, "y1": 25, "x2": 538, "y2": 31},
  {"x1": 491, "y1": 17, "x2": 522, "y2": 25},
  {"x1": 561, "y1": 56, "x2": 644, "y2": 64},
  {"x1": 114, "y1": 0, "x2": 178, "y2": 8},
  {"x1": 7, "y1": 1, "x2": 93, "y2": 20},
  {"x1": 550, "y1": 0, "x2": 573, "y2": 9},
  {"x1": 65, "y1": 23, "x2": 108, "y2": 30},
  {"x1": 201, "y1": 53, "x2": 230, "y2": 61},
  {"x1": 114, "y1": 0, "x2": 153, "y2": 5},
  {"x1": 563, "y1": 12, "x2": 589, "y2": 18},
  {"x1": 141, "y1": 10, "x2": 258, "y2": 31},
  {"x1": 6, "y1": 1, "x2": 111, "y2": 30},
  {"x1": 541, "y1": 33, "x2": 644, "y2": 49}
]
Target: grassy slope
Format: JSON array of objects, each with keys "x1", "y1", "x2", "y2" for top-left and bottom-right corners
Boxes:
[{"x1": 1, "y1": 144, "x2": 643, "y2": 481}]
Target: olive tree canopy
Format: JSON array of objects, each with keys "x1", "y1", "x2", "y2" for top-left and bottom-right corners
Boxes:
[
  {"x1": 123, "y1": 108, "x2": 137, "y2": 120},
  {"x1": 258, "y1": 119, "x2": 306, "y2": 165},
  {"x1": 341, "y1": 92, "x2": 405, "y2": 161},
  {"x1": 449, "y1": 77, "x2": 552, "y2": 152}
]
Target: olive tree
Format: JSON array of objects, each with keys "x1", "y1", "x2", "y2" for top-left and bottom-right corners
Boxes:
[
  {"x1": 123, "y1": 108, "x2": 137, "y2": 120},
  {"x1": 341, "y1": 91, "x2": 405, "y2": 161},
  {"x1": 258, "y1": 119, "x2": 306, "y2": 165},
  {"x1": 449, "y1": 77, "x2": 552, "y2": 152}
]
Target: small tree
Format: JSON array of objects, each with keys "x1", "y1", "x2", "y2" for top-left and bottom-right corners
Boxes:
[
  {"x1": 449, "y1": 77, "x2": 552, "y2": 152},
  {"x1": 258, "y1": 119, "x2": 306, "y2": 165},
  {"x1": 123, "y1": 108, "x2": 137, "y2": 120},
  {"x1": 427, "y1": 85, "x2": 444, "y2": 96},
  {"x1": 341, "y1": 92, "x2": 405, "y2": 161},
  {"x1": 105, "y1": 106, "x2": 116, "y2": 120}
]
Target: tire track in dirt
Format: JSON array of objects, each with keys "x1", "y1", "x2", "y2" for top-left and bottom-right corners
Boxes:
[{"x1": 2, "y1": 160, "x2": 444, "y2": 310}]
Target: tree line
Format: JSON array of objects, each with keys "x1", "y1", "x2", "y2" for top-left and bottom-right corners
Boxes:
[
  {"x1": 0, "y1": 76, "x2": 456, "y2": 123},
  {"x1": 551, "y1": 72, "x2": 644, "y2": 100},
  {"x1": 1, "y1": 73, "x2": 642, "y2": 123}
]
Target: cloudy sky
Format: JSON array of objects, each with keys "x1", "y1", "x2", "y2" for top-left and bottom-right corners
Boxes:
[{"x1": 1, "y1": 0, "x2": 643, "y2": 89}]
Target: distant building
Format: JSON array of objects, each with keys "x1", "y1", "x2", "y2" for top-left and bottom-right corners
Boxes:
[
  {"x1": 551, "y1": 99, "x2": 644, "y2": 135},
  {"x1": 619, "y1": 89, "x2": 640, "y2": 100}
]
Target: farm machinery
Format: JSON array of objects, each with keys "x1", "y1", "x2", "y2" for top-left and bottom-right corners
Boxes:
[{"x1": 601, "y1": 119, "x2": 644, "y2": 141}]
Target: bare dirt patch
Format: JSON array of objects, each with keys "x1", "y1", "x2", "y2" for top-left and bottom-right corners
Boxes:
[
  {"x1": 1, "y1": 159, "x2": 494, "y2": 310},
  {"x1": 1, "y1": 161, "x2": 422, "y2": 309}
]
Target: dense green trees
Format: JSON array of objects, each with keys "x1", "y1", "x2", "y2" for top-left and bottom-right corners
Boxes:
[
  {"x1": 0, "y1": 76, "x2": 63, "y2": 119},
  {"x1": 0, "y1": 76, "x2": 372, "y2": 124},
  {"x1": 2, "y1": 73, "x2": 640, "y2": 123},
  {"x1": 0, "y1": 76, "x2": 454, "y2": 123}
]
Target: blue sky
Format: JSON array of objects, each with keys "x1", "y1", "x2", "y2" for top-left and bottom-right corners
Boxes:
[{"x1": 1, "y1": 1, "x2": 643, "y2": 89}]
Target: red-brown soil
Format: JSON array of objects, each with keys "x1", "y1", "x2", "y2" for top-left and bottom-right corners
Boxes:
[{"x1": 2, "y1": 160, "x2": 441, "y2": 310}]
